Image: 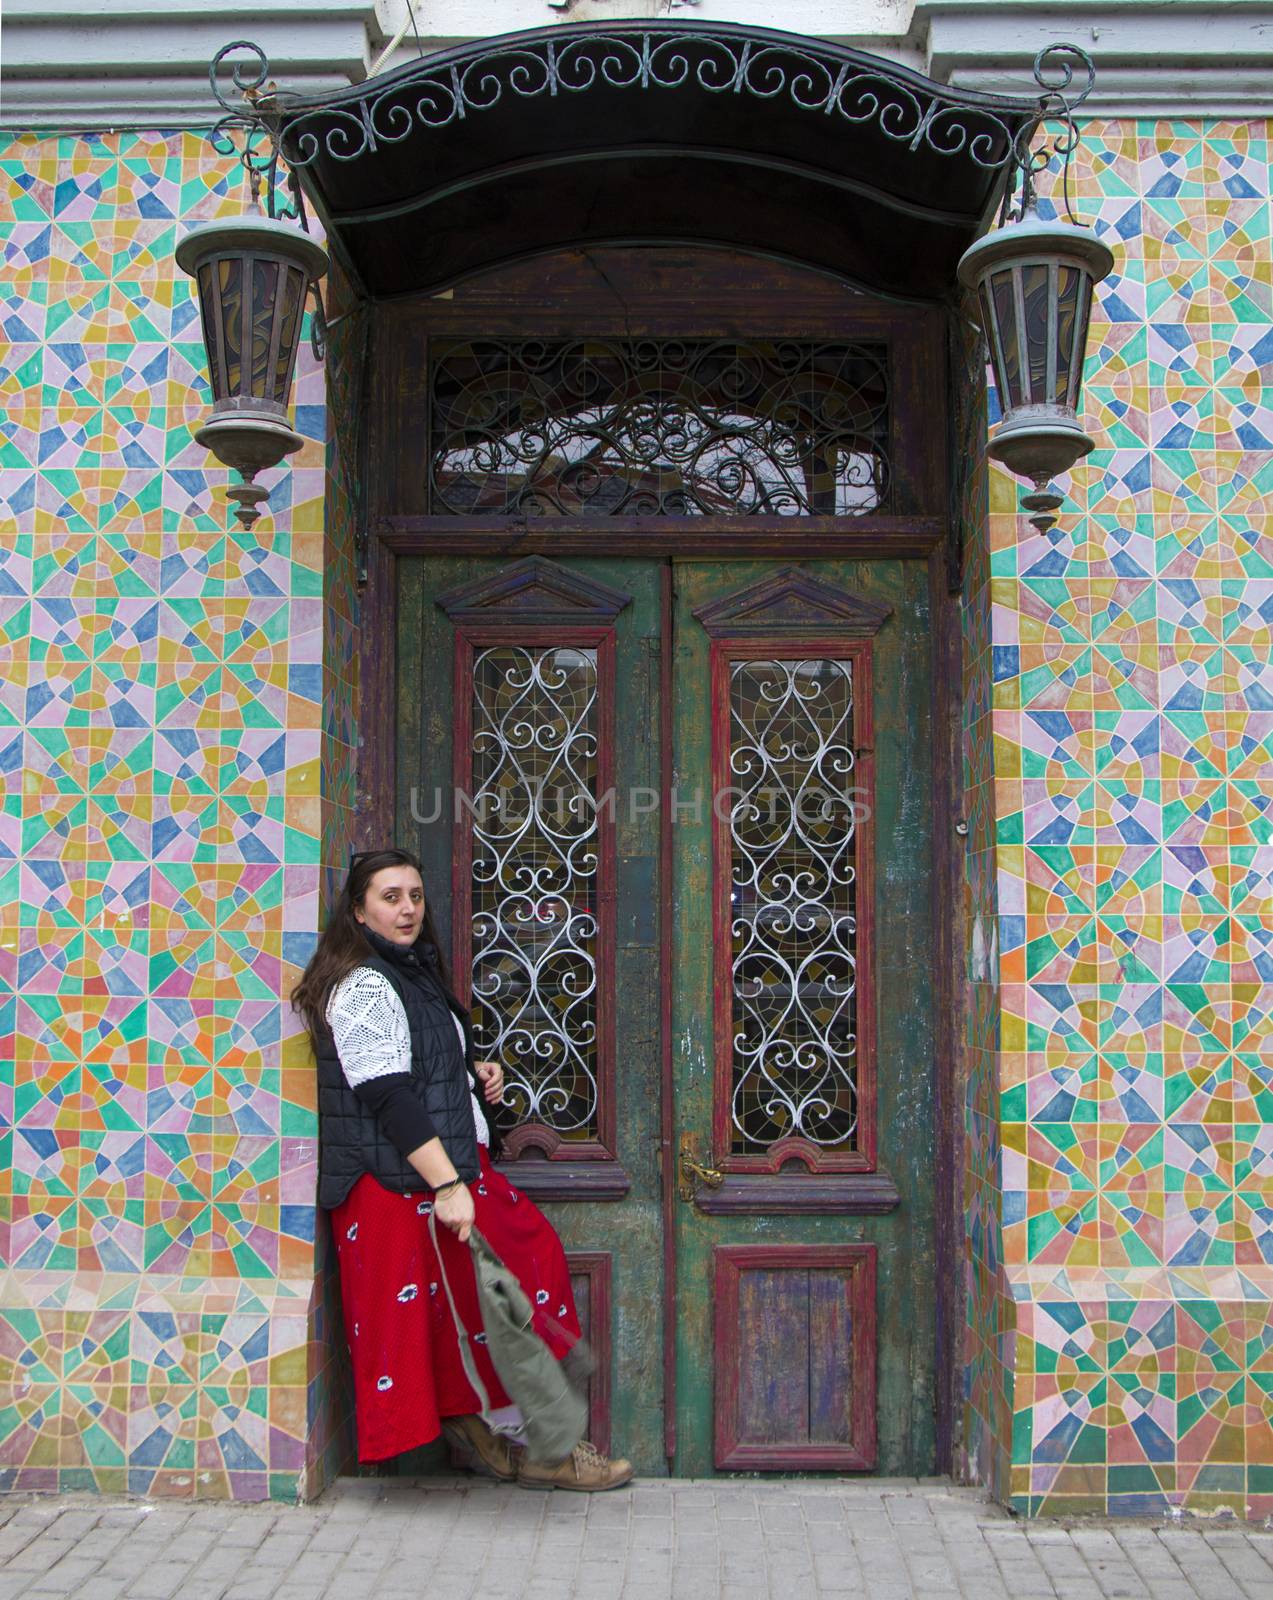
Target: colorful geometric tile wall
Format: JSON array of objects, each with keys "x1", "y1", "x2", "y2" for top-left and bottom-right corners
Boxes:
[
  {"x1": 976, "y1": 117, "x2": 1273, "y2": 1520},
  {"x1": 0, "y1": 130, "x2": 337, "y2": 1500},
  {"x1": 2, "y1": 112, "x2": 1269, "y2": 1515}
]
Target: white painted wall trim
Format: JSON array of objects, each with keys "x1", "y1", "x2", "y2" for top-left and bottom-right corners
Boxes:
[
  {"x1": 1, "y1": 0, "x2": 378, "y2": 129},
  {"x1": 916, "y1": 1, "x2": 1273, "y2": 116},
  {"x1": 3, "y1": 1, "x2": 1271, "y2": 131}
]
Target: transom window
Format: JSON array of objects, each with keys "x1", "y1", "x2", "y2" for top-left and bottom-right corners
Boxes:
[{"x1": 428, "y1": 338, "x2": 891, "y2": 517}]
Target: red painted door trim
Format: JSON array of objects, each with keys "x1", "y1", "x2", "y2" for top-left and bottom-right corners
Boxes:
[
  {"x1": 450, "y1": 622, "x2": 620, "y2": 1168},
  {"x1": 708, "y1": 636, "x2": 878, "y2": 1176}
]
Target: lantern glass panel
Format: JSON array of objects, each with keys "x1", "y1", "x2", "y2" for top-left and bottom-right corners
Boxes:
[
  {"x1": 273, "y1": 265, "x2": 306, "y2": 403},
  {"x1": 196, "y1": 262, "x2": 224, "y2": 400},
  {"x1": 1053, "y1": 265, "x2": 1084, "y2": 406},
  {"x1": 987, "y1": 271, "x2": 1021, "y2": 405},
  {"x1": 1070, "y1": 271, "x2": 1093, "y2": 411},
  {"x1": 248, "y1": 258, "x2": 282, "y2": 401},
  {"x1": 1021, "y1": 263, "x2": 1051, "y2": 405},
  {"x1": 214, "y1": 255, "x2": 247, "y2": 396}
]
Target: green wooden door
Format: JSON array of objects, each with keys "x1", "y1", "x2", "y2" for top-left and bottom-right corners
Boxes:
[
  {"x1": 398, "y1": 550, "x2": 935, "y2": 1477},
  {"x1": 669, "y1": 557, "x2": 936, "y2": 1477},
  {"x1": 398, "y1": 552, "x2": 668, "y2": 1475}
]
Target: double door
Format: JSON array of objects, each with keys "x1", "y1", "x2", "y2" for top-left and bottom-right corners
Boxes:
[{"x1": 396, "y1": 551, "x2": 936, "y2": 1477}]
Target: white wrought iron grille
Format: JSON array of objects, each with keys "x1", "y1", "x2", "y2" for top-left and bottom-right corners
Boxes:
[
  {"x1": 429, "y1": 339, "x2": 890, "y2": 517},
  {"x1": 729, "y1": 658, "x2": 859, "y2": 1152},
  {"x1": 469, "y1": 644, "x2": 600, "y2": 1138}
]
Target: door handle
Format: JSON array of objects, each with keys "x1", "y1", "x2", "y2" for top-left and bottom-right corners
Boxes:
[{"x1": 678, "y1": 1132, "x2": 724, "y2": 1202}]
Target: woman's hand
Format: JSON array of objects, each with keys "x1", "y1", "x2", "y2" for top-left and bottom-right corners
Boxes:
[
  {"x1": 475, "y1": 1059, "x2": 505, "y2": 1106},
  {"x1": 434, "y1": 1181, "x2": 475, "y2": 1242}
]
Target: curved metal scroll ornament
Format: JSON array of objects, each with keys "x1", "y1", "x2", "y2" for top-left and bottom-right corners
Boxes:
[
  {"x1": 273, "y1": 29, "x2": 1025, "y2": 174},
  {"x1": 1003, "y1": 42, "x2": 1097, "y2": 225},
  {"x1": 468, "y1": 645, "x2": 601, "y2": 1139},
  {"x1": 729, "y1": 658, "x2": 859, "y2": 1153},
  {"x1": 208, "y1": 42, "x2": 304, "y2": 223},
  {"x1": 205, "y1": 41, "x2": 328, "y2": 360}
]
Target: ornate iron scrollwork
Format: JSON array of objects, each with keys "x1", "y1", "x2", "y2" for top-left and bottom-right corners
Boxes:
[
  {"x1": 273, "y1": 29, "x2": 1026, "y2": 174},
  {"x1": 202, "y1": 31, "x2": 1095, "y2": 222},
  {"x1": 208, "y1": 41, "x2": 308, "y2": 227},
  {"x1": 429, "y1": 339, "x2": 890, "y2": 518},
  {"x1": 1002, "y1": 42, "x2": 1098, "y2": 227},
  {"x1": 728, "y1": 657, "x2": 860, "y2": 1153},
  {"x1": 468, "y1": 644, "x2": 601, "y2": 1138}
]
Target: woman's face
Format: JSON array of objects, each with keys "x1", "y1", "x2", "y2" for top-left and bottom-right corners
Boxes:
[{"x1": 355, "y1": 865, "x2": 426, "y2": 946}]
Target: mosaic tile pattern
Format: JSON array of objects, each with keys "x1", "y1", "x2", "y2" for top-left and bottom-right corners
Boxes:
[
  {"x1": 979, "y1": 117, "x2": 1273, "y2": 1521},
  {"x1": 0, "y1": 130, "x2": 332, "y2": 1500},
  {"x1": 3, "y1": 110, "x2": 1269, "y2": 1514}
]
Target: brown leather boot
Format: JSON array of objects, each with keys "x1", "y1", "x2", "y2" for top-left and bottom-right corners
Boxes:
[
  {"x1": 442, "y1": 1413, "x2": 522, "y2": 1481},
  {"x1": 517, "y1": 1439, "x2": 633, "y2": 1492}
]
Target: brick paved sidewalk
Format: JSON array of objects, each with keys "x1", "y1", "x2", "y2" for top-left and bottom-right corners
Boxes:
[{"x1": 0, "y1": 1477, "x2": 1270, "y2": 1600}]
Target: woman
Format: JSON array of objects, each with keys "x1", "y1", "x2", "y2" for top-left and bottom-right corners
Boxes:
[{"x1": 293, "y1": 847, "x2": 632, "y2": 1491}]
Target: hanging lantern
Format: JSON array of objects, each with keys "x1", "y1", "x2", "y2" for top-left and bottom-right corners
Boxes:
[
  {"x1": 958, "y1": 204, "x2": 1112, "y2": 481},
  {"x1": 176, "y1": 215, "x2": 328, "y2": 530},
  {"x1": 957, "y1": 44, "x2": 1113, "y2": 534}
]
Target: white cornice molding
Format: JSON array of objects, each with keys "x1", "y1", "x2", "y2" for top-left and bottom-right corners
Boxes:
[
  {"x1": 0, "y1": 0, "x2": 918, "y2": 129},
  {"x1": 3, "y1": 0, "x2": 1272, "y2": 129},
  {"x1": 914, "y1": 1, "x2": 1273, "y2": 116},
  {"x1": 0, "y1": 0, "x2": 378, "y2": 129}
]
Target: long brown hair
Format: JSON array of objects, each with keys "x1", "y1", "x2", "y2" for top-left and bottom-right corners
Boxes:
[{"x1": 291, "y1": 847, "x2": 454, "y2": 1051}]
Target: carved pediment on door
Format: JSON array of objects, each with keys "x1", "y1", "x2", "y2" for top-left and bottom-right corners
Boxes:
[
  {"x1": 691, "y1": 566, "x2": 892, "y2": 639},
  {"x1": 435, "y1": 556, "x2": 632, "y2": 627}
]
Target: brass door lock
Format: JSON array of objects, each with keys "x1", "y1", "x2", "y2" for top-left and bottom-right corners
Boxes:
[{"x1": 678, "y1": 1131, "x2": 724, "y2": 1202}]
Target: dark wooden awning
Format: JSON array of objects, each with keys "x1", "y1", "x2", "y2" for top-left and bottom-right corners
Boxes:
[{"x1": 276, "y1": 21, "x2": 1037, "y2": 303}]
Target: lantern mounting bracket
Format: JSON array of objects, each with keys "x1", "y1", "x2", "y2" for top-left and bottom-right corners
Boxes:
[{"x1": 1004, "y1": 43, "x2": 1097, "y2": 228}]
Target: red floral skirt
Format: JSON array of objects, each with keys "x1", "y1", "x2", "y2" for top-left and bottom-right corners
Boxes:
[{"x1": 331, "y1": 1147, "x2": 582, "y2": 1463}]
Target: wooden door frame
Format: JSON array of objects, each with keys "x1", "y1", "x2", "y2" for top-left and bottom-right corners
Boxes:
[{"x1": 347, "y1": 248, "x2": 966, "y2": 1474}]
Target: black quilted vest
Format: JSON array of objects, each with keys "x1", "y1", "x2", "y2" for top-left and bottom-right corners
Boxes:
[{"x1": 316, "y1": 932, "x2": 492, "y2": 1210}]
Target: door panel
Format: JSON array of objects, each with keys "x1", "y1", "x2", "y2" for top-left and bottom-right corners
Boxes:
[
  {"x1": 714, "y1": 1244, "x2": 876, "y2": 1470},
  {"x1": 671, "y1": 558, "x2": 936, "y2": 1477},
  {"x1": 398, "y1": 553, "x2": 666, "y2": 1474}
]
